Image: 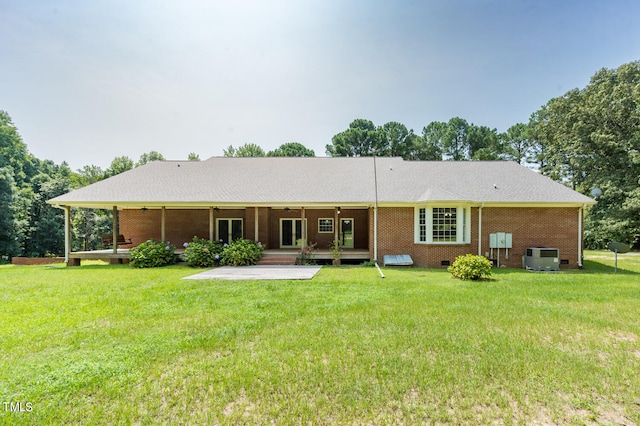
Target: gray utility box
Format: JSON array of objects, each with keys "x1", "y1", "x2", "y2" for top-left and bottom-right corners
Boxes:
[{"x1": 524, "y1": 248, "x2": 559, "y2": 271}]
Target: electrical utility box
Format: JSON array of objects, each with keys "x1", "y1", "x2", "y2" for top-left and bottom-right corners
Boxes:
[
  {"x1": 489, "y1": 233, "x2": 512, "y2": 248},
  {"x1": 524, "y1": 248, "x2": 560, "y2": 271}
]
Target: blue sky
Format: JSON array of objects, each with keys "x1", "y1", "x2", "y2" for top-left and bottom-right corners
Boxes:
[{"x1": 1, "y1": 0, "x2": 639, "y2": 169}]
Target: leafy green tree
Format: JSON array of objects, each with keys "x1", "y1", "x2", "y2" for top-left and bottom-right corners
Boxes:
[
  {"x1": 468, "y1": 125, "x2": 501, "y2": 160},
  {"x1": 224, "y1": 143, "x2": 265, "y2": 157},
  {"x1": 442, "y1": 117, "x2": 469, "y2": 160},
  {"x1": 419, "y1": 122, "x2": 447, "y2": 161},
  {"x1": 267, "y1": 142, "x2": 315, "y2": 157},
  {"x1": 23, "y1": 172, "x2": 71, "y2": 256},
  {"x1": 188, "y1": 152, "x2": 201, "y2": 161},
  {"x1": 136, "y1": 151, "x2": 165, "y2": 166},
  {"x1": 531, "y1": 60, "x2": 640, "y2": 247},
  {"x1": 107, "y1": 156, "x2": 134, "y2": 176},
  {"x1": 0, "y1": 166, "x2": 19, "y2": 259},
  {"x1": 378, "y1": 122, "x2": 416, "y2": 158},
  {"x1": 501, "y1": 123, "x2": 534, "y2": 164},
  {"x1": 72, "y1": 165, "x2": 105, "y2": 188},
  {"x1": 326, "y1": 119, "x2": 382, "y2": 157}
]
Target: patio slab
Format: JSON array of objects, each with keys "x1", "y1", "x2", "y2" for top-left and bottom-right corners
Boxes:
[{"x1": 182, "y1": 265, "x2": 322, "y2": 281}]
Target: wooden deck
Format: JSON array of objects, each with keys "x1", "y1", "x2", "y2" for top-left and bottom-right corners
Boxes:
[{"x1": 66, "y1": 248, "x2": 370, "y2": 266}]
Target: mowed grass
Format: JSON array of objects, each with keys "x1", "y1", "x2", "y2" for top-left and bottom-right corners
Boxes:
[{"x1": 1, "y1": 252, "x2": 639, "y2": 424}]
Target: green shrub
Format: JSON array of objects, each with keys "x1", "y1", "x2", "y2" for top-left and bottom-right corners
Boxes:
[
  {"x1": 183, "y1": 237, "x2": 224, "y2": 267},
  {"x1": 448, "y1": 254, "x2": 492, "y2": 281},
  {"x1": 129, "y1": 240, "x2": 177, "y2": 268},
  {"x1": 221, "y1": 239, "x2": 264, "y2": 266}
]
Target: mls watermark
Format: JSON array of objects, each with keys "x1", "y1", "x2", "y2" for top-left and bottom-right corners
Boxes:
[{"x1": 3, "y1": 402, "x2": 33, "y2": 413}]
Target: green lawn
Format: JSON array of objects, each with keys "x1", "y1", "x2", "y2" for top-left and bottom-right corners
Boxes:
[{"x1": 1, "y1": 252, "x2": 639, "y2": 424}]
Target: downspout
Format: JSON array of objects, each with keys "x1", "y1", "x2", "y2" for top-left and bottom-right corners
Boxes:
[
  {"x1": 578, "y1": 205, "x2": 584, "y2": 268},
  {"x1": 478, "y1": 203, "x2": 484, "y2": 256}
]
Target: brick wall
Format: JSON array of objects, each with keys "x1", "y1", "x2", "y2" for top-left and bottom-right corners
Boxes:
[
  {"x1": 120, "y1": 205, "x2": 583, "y2": 268},
  {"x1": 119, "y1": 207, "x2": 369, "y2": 250},
  {"x1": 372, "y1": 206, "x2": 582, "y2": 268}
]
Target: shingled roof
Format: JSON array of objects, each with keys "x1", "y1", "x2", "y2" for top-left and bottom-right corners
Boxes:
[{"x1": 48, "y1": 157, "x2": 595, "y2": 209}]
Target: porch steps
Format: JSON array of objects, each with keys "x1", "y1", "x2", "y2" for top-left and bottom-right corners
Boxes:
[{"x1": 257, "y1": 254, "x2": 298, "y2": 266}]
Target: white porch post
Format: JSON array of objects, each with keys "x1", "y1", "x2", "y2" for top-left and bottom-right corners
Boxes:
[
  {"x1": 161, "y1": 206, "x2": 166, "y2": 242},
  {"x1": 578, "y1": 206, "x2": 584, "y2": 267},
  {"x1": 301, "y1": 206, "x2": 306, "y2": 247},
  {"x1": 478, "y1": 204, "x2": 483, "y2": 256},
  {"x1": 209, "y1": 207, "x2": 214, "y2": 241},
  {"x1": 334, "y1": 207, "x2": 339, "y2": 243},
  {"x1": 64, "y1": 205, "x2": 71, "y2": 263},
  {"x1": 254, "y1": 207, "x2": 259, "y2": 241},
  {"x1": 112, "y1": 206, "x2": 118, "y2": 254}
]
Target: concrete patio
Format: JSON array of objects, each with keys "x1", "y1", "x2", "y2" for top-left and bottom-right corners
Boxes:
[{"x1": 182, "y1": 265, "x2": 322, "y2": 281}]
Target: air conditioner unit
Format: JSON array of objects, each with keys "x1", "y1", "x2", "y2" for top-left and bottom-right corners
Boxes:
[{"x1": 524, "y1": 248, "x2": 559, "y2": 271}]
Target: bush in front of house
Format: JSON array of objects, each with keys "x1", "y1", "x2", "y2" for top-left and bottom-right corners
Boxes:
[
  {"x1": 130, "y1": 240, "x2": 177, "y2": 268},
  {"x1": 183, "y1": 237, "x2": 224, "y2": 267},
  {"x1": 221, "y1": 239, "x2": 264, "y2": 266},
  {"x1": 448, "y1": 254, "x2": 492, "y2": 281}
]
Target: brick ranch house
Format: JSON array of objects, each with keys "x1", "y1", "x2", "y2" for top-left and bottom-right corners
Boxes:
[{"x1": 48, "y1": 157, "x2": 595, "y2": 268}]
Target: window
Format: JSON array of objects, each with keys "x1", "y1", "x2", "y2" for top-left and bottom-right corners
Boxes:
[
  {"x1": 318, "y1": 218, "x2": 334, "y2": 233},
  {"x1": 432, "y1": 207, "x2": 457, "y2": 242},
  {"x1": 217, "y1": 219, "x2": 243, "y2": 244},
  {"x1": 416, "y1": 207, "x2": 470, "y2": 244}
]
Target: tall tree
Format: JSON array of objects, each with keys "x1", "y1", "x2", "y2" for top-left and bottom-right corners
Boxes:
[
  {"x1": 267, "y1": 142, "x2": 315, "y2": 157},
  {"x1": 419, "y1": 121, "x2": 447, "y2": 161},
  {"x1": 107, "y1": 156, "x2": 134, "y2": 176},
  {"x1": 224, "y1": 143, "x2": 265, "y2": 157},
  {"x1": 188, "y1": 152, "x2": 201, "y2": 161},
  {"x1": 442, "y1": 117, "x2": 469, "y2": 160},
  {"x1": 326, "y1": 119, "x2": 382, "y2": 157},
  {"x1": 531, "y1": 60, "x2": 640, "y2": 247},
  {"x1": 378, "y1": 122, "x2": 416, "y2": 158},
  {"x1": 0, "y1": 167, "x2": 19, "y2": 260},
  {"x1": 501, "y1": 123, "x2": 534, "y2": 164},
  {"x1": 467, "y1": 125, "x2": 501, "y2": 160},
  {"x1": 136, "y1": 151, "x2": 165, "y2": 166}
]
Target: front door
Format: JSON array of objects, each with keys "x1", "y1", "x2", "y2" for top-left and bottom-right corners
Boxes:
[
  {"x1": 340, "y1": 218, "x2": 354, "y2": 248},
  {"x1": 280, "y1": 219, "x2": 306, "y2": 247}
]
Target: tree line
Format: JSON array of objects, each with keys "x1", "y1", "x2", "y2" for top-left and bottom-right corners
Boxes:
[{"x1": 1, "y1": 60, "x2": 638, "y2": 260}]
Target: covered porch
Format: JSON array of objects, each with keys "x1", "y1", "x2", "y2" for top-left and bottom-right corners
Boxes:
[{"x1": 60, "y1": 203, "x2": 377, "y2": 266}]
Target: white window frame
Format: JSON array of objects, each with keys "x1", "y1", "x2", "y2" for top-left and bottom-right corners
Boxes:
[
  {"x1": 415, "y1": 206, "x2": 470, "y2": 244},
  {"x1": 216, "y1": 218, "x2": 243, "y2": 244},
  {"x1": 318, "y1": 218, "x2": 334, "y2": 233}
]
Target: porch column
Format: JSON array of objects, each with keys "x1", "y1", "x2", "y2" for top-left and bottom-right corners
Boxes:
[
  {"x1": 209, "y1": 207, "x2": 214, "y2": 241},
  {"x1": 254, "y1": 207, "x2": 259, "y2": 241},
  {"x1": 301, "y1": 206, "x2": 306, "y2": 247},
  {"x1": 578, "y1": 206, "x2": 584, "y2": 267},
  {"x1": 373, "y1": 205, "x2": 378, "y2": 262},
  {"x1": 64, "y1": 205, "x2": 71, "y2": 263},
  {"x1": 478, "y1": 204, "x2": 483, "y2": 256},
  {"x1": 334, "y1": 207, "x2": 339, "y2": 243},
  {"x1": 112, "y1": 206, "x2": 118, "y2": 254},
  {"x1": 161, "y1": 206, "x2": 166, "y2": 242}
]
